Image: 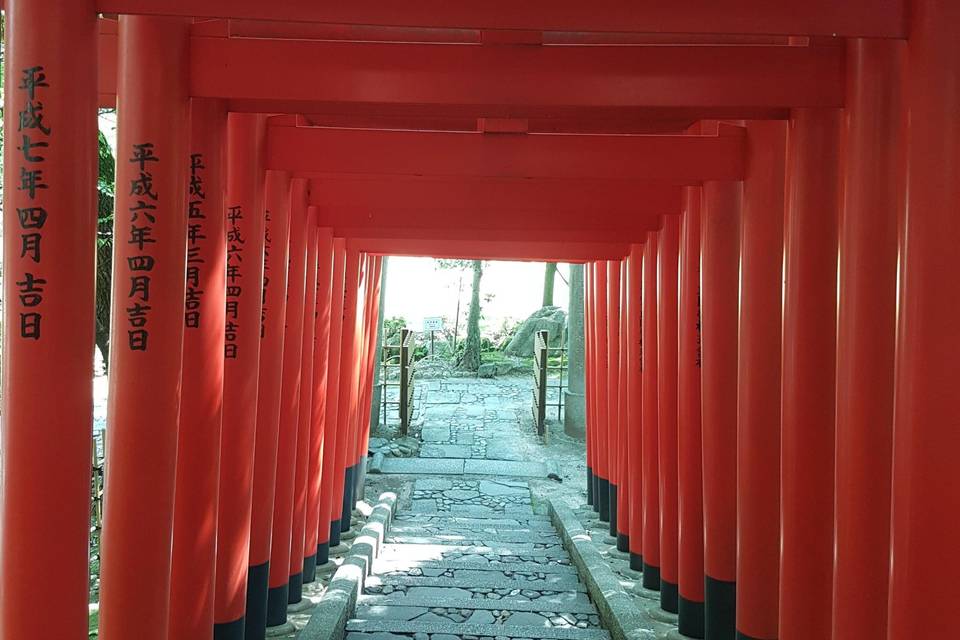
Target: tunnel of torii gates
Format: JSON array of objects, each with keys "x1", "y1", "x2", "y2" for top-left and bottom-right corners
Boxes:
[{"x1": 0, "y1": 1, "x2": 958, "y2": 640}]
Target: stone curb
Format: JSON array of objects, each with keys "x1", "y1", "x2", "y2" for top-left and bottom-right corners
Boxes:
[
  {"x1": 547, "y1": 499, "x2": 666, "y2": 640},
  {"x1": 298, "y1": 492, "x2": 398, "y2": 640}
]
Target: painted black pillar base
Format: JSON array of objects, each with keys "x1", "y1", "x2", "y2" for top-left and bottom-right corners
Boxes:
[
  {"x1": 593, "y1": 472, "x2": 602, "y2": 513},
  {"x1": 244, "y1": 562, "x2": 270, "y2": 640},
  {"x1": 660, "y1": 579, "x2": 679, "y2": 614},
  {"x1": 598, "y1": 478, "x2": 611, "y2": 522},
  {"x1": 587, "y1": 467, "x2": 594, "y2": 506},
  {"x1": 266, "y1": 584, "x2": 289, "y2": 627},
  {"x1": 630, "y1": 553, "x2": 644, "y2": 572},
  {"x1": 617, "y1": 533, "x2": 630, "y2": 553},
  {"x1": 643, "y1": 562, "x2": 661, "y2": 591},
  {"x1": 316, "y1": 541, "x2": 330, "y2": 566},
  {"x1": 679, "y1": 596, "x2": 706, "y2": 639},
  {"x1": 288, "y1": 572, "x2": 303, "y2": 604},
  {"x1": 303, "y1": 553, "x2": 317, "y2": 584},
  {"x1": 330, "y1": 520, "x2": 341, "y2": 547},
  {"x1": 354, "y1": 460, "x2": 367, "y2": 498},
  {"x1": 608, "y1": 483, "x2": 618, "y2": 536},
  {"x1": 213, "y1": 617, "x2": 244, "y2": 640},
  {"x1": 735, "y1": 632, "x2": 770, "y2": 640},
  {"x1": 340, "y1": 466, "x2": 354, "y2": 533},
  {"x1": 705, "y1": 575, "x2": 736, "y2": 640}
]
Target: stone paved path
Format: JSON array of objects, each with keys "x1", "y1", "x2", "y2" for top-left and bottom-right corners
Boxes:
[{"x1": 349, "y1": 376, "x2": 610, "y2": 640}]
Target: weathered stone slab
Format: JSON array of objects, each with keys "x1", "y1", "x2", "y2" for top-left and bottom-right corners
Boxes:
[
  {"x1": 372, "y1": 574, "x2": 586, "y2": 592},
  {"x1": 380, "y1": 458, "x2": 464, "y2": 475},
  {"x1": 413, "y1": 478, "x2": 454, "y2": 491},
  {"x1": 345, "y1": 619, "x2": 610, "y2": 640},
  {"x1": 478, "y1": 480, "x2": 531, "y2": 497},
  {"x1": 420, "y1": 426, "x2": 451, "y2": 443},
  {"x1": 379, "y1": 542, "x2": 569, "y2": 560},
  {"x1": 425, "y1": 391, "x2": 461, "y2": 405},
  {"x1": 484, "y1": 442, "x2": 526, "y2": 461},
  {"x1": 391, "y1": 514, "x2": 551, "y2": 526},
  {"x1": 387, "y1": 526, "x2": 561, "y2": 543},
  {"x1": 420, "y1": 444, "x2": 472, "y2": 459},
  {"x1": 463, "y1": 460, "x2": 547, "y2": 477},
  {"x1": 373, "y1": 558, "x2": 577, "y2": 575},
  {"x1": 358, "y1": 594, "x2": 596, "y2": 614}
]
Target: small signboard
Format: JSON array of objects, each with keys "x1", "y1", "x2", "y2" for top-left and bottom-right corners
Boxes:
[{"x1": 422, "y1": 316, "x2": 444, "y2": 332}]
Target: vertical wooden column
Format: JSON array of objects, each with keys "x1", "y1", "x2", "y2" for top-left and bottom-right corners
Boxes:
[
  {"x1": 594, "y1": 262, "x2": 610, "y2": 522},
  {"x1": 266, "y1": 179, "x2": 310, "y2": 628},
  {"x1": 290, "y1": 208, "x2": 320, "y2": 602},
  {"x1": 606, "y1": 260, "x2": 622, "y2": 537},
  {"x1": 304, "y1": 227, "x2": 335, "y2": 580},
  {"x1": 333, "y1": 249, "x2": 362, "y2": 535},
  {"x1": 832, "y1": 38, "x2": 904, "y2": 640},
  {"x1": 98, "y1": 16, "x2": 189, "y2": 640},
  {"x1": 246, "y1": 170, "x2": 292, "y2": 640},
  {"x1": 585, "y1": 263, "x2": 596, "y2": 507},
  {"x1": 888, "y1": 2, "x2": 960, "y2": 637},
  {"x1": 677, "y1": 188, "x2": 704, "y2": 638},
  {"x1": 701, "y1": 180, "x2": 741, "y2": 640},
  {"x1": 169, "y1": 98, "x2": 227, "y2": 640},
  {"x1": 779, "y1": 108, "x2": 841, "y2": 640},
  {"x1": 214, "y1": 113, "x2": 267, "y2": 640},
  {"x1": 616, "y1": 260, "x2": 631, "y2": 552},
  {"x1": 626, "y1": 245, "x2": 645, "y2": 572},
  {"x1": 1, "y1": 1, "x2": 97, "y2": 637},
  {"x1": 318, "y1": 241, "x2": 347, "y2": 560},
  {"x1": 736, "y1": 120, "x2": 786, "y2": 640},
  {"x1": 355, "y1": 256, "x2": 385, "y2": 499},
  {"x1": 641, "y1": 232, "x2": 661, "y2": 590},
  {"x1": 657, "y1": 215, "x2": 681, "y2": 613},
  {"x1": 348, "y1": 255, "x2": 377, "y2": 512}
]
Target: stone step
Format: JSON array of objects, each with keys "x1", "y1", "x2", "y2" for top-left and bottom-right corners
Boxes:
[
  {"x1": 381, "y1": 541, "x2": 567, "y2": 559},
  {"x1": 379, "y1": 457, "x2": 549, "y2": 478},
  {"x1": 389, "y1": 522, "x2": 558, "y2": 536},
  {"x1": 345, "y1": 619, "x2": 610, "y2": 640},
  {"x1": 386, "y1": 527, "x2": 561, "y2": 544},
  {"x1": 373, "y1": 558, "x2": 578, "y2": 576},
  {"x1": 408, "y1": 504, "x2": 535, "y2": 518},
  {"x1": 354, "y1": 602, "x2": 601, "y2": 628},
  {"x1": 362, "y1": 585, "x2": 593, "y2": 608},
  {"x1": 357, "y1": 594, "x2": 597, "y2": 615},
  {"x1": 367, "y1": 573, "x2": 586, "y2": 592},
  {"x1": 384, "y1": 536, "x2": 565, "y2": 553},
  {"x1": 392, "y1": 514, "x2": 553, "y2": 527},
  {"x1": 374, "y1": 566, "x2": 580, "y2": 588}
]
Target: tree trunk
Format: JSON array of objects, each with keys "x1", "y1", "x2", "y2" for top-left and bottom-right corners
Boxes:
[
  {"x1": 459, "y1": 260, "x2": 484, "y2": 371},
  {"x1": 564, "y1": 264, "x2": 586, "y2": 437},
  {"x1": 542, "y1": 262, "x2": 558, "y2": 307}
]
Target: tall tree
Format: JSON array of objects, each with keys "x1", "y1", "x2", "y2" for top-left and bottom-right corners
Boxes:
[
  {"x1": 460, "y1": 260, "x2": 484, "y2": 371},
  {"x1": 542, "y1": 262, "x2": 558, "y2": 307},
  {"x1": 96, "y1": 129, "x2": 116, "y2": 370}
]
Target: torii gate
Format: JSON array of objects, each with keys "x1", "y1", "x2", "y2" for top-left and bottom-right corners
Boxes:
[{"x1": 2, "y1": 2, "x2": 958, "y2": 640}]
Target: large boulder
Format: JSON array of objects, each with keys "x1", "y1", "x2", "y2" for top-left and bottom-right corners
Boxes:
[{"x1": 504, "y1": 306, "x2": 567, "y2": 356}]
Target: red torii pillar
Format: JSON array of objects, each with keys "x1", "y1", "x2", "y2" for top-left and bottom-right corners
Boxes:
[
  {"x1": 215, "y1": 113, "x2": 267, "y2": 639},
  {"x1": 169, "y1": 98, "x2": 227, "y2": 640},
  {"x1": 657, "y1": 214, "x2": 681, "y2": 614},
  {"x1": 626, "y1": 244, "x2": 645, "y2": 573},
  {"x1": 677, "y1": 187, "x2": 704, "y2": 638},
  {"x1": 99, "y1": 16, "x2": 189, "y2": 640},
  {"x1": 304, "y1": 227, "x2": 336, "y2": 579},
  {"x1": 779, "y1": 108, "x2": 841, "y2": 640},
  {"x1": 319, "y1": 241, "x2": 348, "y2": 557},
  {"x1": 832, "y1": 38, "x2": 904, "y2": 640},
  {"x1": 337, "y1": 250, "x2": 364, "y2": 534},
  {"x1": 267, "y1": 179, "x2": 310, "y2": 628},
  {"x1": 616, "y1": 260, "x2": 631, "y2": 552},
  {"x1": 700, "y1": 180, "x2": 741, "y2": 640},
  {"x1": 593, "y1": 262, "x2": 611, "y2": 522},
  {"x1": 735, "y1": 120, "x2": 786, "y2": 640},
  {"x1": 606, "y1": 260, "x2": 622, "y2": 539},
  {"x1": 347, "y1": 255, "x2": 378, "y2": 520},
  {"x1": 585, "y1": 263, "x2": 596, "y2": 508},
  {"x1": 888, "y1": 2, "x2": 960, "y2": 637},
  {"x1": 355, "y1": 256, "x2": 385, "y2": 501},
  {"x1": 246, "y1": 170, "x2": 293, "y2": 639},
  {"x1": 641, "y1": 232, "x2": 661, "y2": 591},
  {"x1": 290, "y1": 208, "x2": 321, "y2": 603},
  {"x1": 1, "y1": 1, "x2": 97, "y2": 637}
]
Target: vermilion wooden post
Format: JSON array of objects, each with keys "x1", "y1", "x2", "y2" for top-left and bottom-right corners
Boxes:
[
  {"x1": 701, "y1": 180, "x2": 741, "y2": 640},
  {"x1": 214, "y1": 113, "x2": 267, "y2": 640},
  {"x1": 606, "y1": 260, "x2": 622, "y2": 538},
  {"x1": 832, "y1": 38, "x2": 904, "y2": 640},
  {"x1": 616, "y1": 260, "x2": 631, "y2": 552},
  {"x1": 266, "y1": 179, "x2": 310, "y2": 627},
  {"x1": 318, "y1": 241, "x2": 347, "y2": 559},
  {"x1": 657, "y1": 214, "x2": 681, "y2": 613},
  {"x1": 736, "y1": 120, "x2": 786, "y2": 640},
  {"x1": 290, "y1": 208, "x2": 320, "y2": 602},
  {"x1": 888, "y1": 3, "x2": 960, "y2": 637},
  {"x1": 585, "y1": 262, "x2": 596, "y2": 507},
  {"x1": 626, "y1": 245, "x2": 645, "y2": 572},
  {"x1": 355, "y1": 256, "x2": 385, "y2": 499},
  {"x1": 98, "y1": 16, "x2": 190, "y2": 640},
  {"x1": 169, "y1": 98, "x2": 227, "y2": 640},
  {"x1": 677, "y1": 187, "x2": 705, "y2": 638},
  {"x1": 0, "y1": 1, "x2": 97, "y2": 637},
  {"x1": 779, "y1": 108, "x2": 841, "y2": 640},
  {"x1": 246, "y1": 170, "x2": 292, "y2": 640},
  {"x1": 348, "y1": 255, "x2": 377, "y2": 516},
  {"x1": 304, "y1": 227, "x2": 335, "y2": 580},
  {"x1": 641, "y1": 232, "x2": 661, "y2": 590},
  {"x1": 332, "y1": 248, "x2": 362, "y2": 536},
  {"x1": 593, "y1": 262, "x2": 610, "y2": 522}
]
